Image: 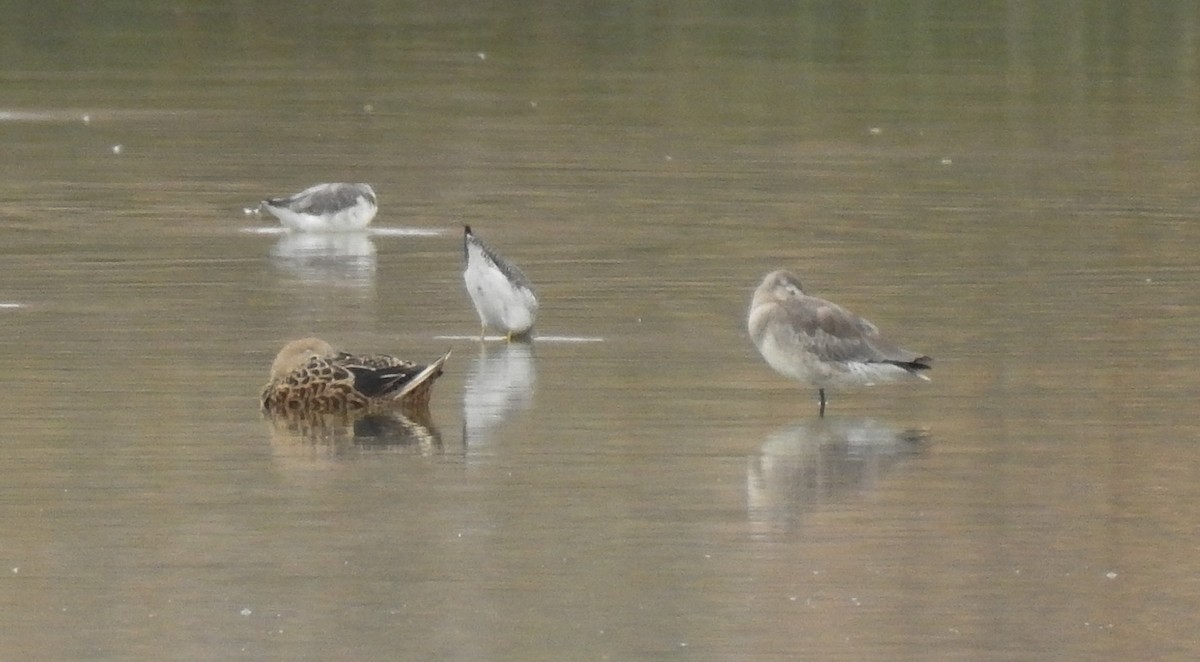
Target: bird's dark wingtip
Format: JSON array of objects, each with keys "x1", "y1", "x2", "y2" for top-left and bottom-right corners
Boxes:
[
  {"x1": 906, "y1": 356, "x2": 933, "y2": 374},
  {"x1": 883, "y1": 356, "x2": 933, "y2": 374}
]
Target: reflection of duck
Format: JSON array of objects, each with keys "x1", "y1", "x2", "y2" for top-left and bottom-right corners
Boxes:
[
  {"x1": 269, "y1": 232, "x2": 377, "y2": 287},
  {"x1": 261, "y1": 337, "x2": 450, "y2": 416},
  {"x1": 747, "y1": 418, "x2": 928, "y2": 536},
  {"x1": 748, "y1": 270, "x2": 932, "y2": 416},
  {"x1": 266, "y1": 408, "x2": 443, "y2": 454},
  {"x1": 463, "y1": 225, "x2": 538, "y2": 341},
  {"x1": 261, "y1": 183, "x2": 378, "y2": 232},
  {"x1": 462, "y1": 343, "x2": 535, "y2": 446}
]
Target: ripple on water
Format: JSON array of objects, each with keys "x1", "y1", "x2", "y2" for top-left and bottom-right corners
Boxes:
[
  {"x1": 434, "y1": 335, "x2": 604, "y2": 343},
  {"x1": 240, "y1": 226, "x2": 443, "y2": 237}
]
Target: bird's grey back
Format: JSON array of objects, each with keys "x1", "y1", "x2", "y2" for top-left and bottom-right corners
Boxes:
[
  {"x1": 272, "y1": 183, "x2": 375, "y2": 215},
  {"x1": 464, "y1": 230, "x2": 534, "y2": 290},
  {"x1": 769, "y1": 291, "x2": 929, "y2": 367}
]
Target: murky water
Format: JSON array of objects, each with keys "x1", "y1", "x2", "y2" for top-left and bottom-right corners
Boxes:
[{"x1": 3, "y1": 2, "x2": 1200, "y2": 659}]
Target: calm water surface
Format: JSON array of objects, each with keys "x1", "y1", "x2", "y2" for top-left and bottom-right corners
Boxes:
[{"x1": 3, "y1": 2, "x2": 1200, "y2": 659}]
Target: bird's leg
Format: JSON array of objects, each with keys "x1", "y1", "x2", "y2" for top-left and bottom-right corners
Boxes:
[
  {"x1": 479, "y1": 324, "x2": 486, "y2": 342},
  {"x1": 505, "y1": 331, "x2": 514, "y2": 342},
  {"x1": 818, "y1": 388, "x2": 826, "y2": 418}
]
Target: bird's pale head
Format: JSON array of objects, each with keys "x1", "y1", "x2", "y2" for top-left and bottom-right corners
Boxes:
[
  {"x1": 754, "y1": 270, "x2": 806, "y2": 307},
  {"x1": 269, "y1": 337, "x2": 335, "y2": 380}
]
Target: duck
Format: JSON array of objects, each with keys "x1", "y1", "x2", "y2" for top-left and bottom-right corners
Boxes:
[
  {"x1": 462, "y1": 225, "x2": 538, "y2": 341},
  {"x1": 261, "y1": 183, "x2": 377, "y2": 232},
  {"x1": 748, "y1": 270, "x2": 931, "y2": 416},
  {"x1": 261, "y1": 337, "x2": 449, "y2": 414}
]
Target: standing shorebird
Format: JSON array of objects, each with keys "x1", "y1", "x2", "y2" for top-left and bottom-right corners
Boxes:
[
  {"x1": 261, "y1": 183, "x2": 378, "y2": 232},
  {"x1": 748, "y1": 270, "x2": 932, "y2": 416},
  {"x1": 462, "y1": 225, "x2": 538, "y2": 341},
  {"x1": 261, "y1": 337, "x2": 450, "y2": 414}
]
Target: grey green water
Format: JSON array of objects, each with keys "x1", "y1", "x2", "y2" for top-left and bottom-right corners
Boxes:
[{"x1": 3, "y1": 2, "x2": 1199, "y2": 659}]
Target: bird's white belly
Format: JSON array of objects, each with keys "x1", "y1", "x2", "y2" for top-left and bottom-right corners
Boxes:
[
  {"x1": 757, "y1": 333, "x2": 831, "y2": 384},
  {"x1": 465, "y1": 259, "x2": 536, "y2": 333}
]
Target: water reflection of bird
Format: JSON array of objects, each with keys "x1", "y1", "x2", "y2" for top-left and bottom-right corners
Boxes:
[
  {"x1": 267, "y1": 409, "x2": 443, "y2": 454},
  {"x1": 747, "y1": 418, "x2": 928, "y2": 536},
  {"x1": 462, "y1": 343, "x2": 535, "y2": 447},
  {"x1": 463, "y1": 225, "x2": 538, "y2": 341},
  {"x1": 269, "y1": 232, "x2": 377, "y2": 287},
  {"x1": 748, "y1": 270, "x2": 932, "y2": 416},
  {"x1": 261, "y1": 337, "x2": 450, "y2": 414},
  {"x1": 261, "y1": 183, "x2": 378, "y2": 232}
]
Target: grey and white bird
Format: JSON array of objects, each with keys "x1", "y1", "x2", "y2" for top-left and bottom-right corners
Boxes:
[
  {"x1": 748, "y1": 269, "x2": 931, "y2": 416},
  {"x1": 463, "y1": 225, "x2": 538, "y2": 341},
  {"x1": 261, "y1": 183, "x2": 377, "y2": 232}
]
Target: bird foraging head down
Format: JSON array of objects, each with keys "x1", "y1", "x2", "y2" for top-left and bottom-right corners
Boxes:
[
  {"x1": 748, "y1": 270, "x2": 931, "y2": 416},
  {"x1": 462, "y1": 225, "x2": 538, "y2": 341}
]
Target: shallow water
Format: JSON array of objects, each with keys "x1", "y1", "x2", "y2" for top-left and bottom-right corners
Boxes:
[{"x1": 3, "y1": 2, "x2": 1200, "y2": 659}]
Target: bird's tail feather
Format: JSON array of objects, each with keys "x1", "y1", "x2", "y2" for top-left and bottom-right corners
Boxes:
[{"x1": 393, "y1": 349, "x2": 451, "y2": 401}]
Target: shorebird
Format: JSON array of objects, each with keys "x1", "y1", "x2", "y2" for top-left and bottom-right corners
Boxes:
[
  {"x1": 463, "y1": 225, "x2": 538, "y2": 341},
  {"x1": 748, "y1": 270, "x2": 932, "y2": 416},
  {"x1": 261, "y1": 183, "x2": 377, "y2": 232},
  {"x1": 261, "y1": 337, "x2": 450, "y2": 414}
]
